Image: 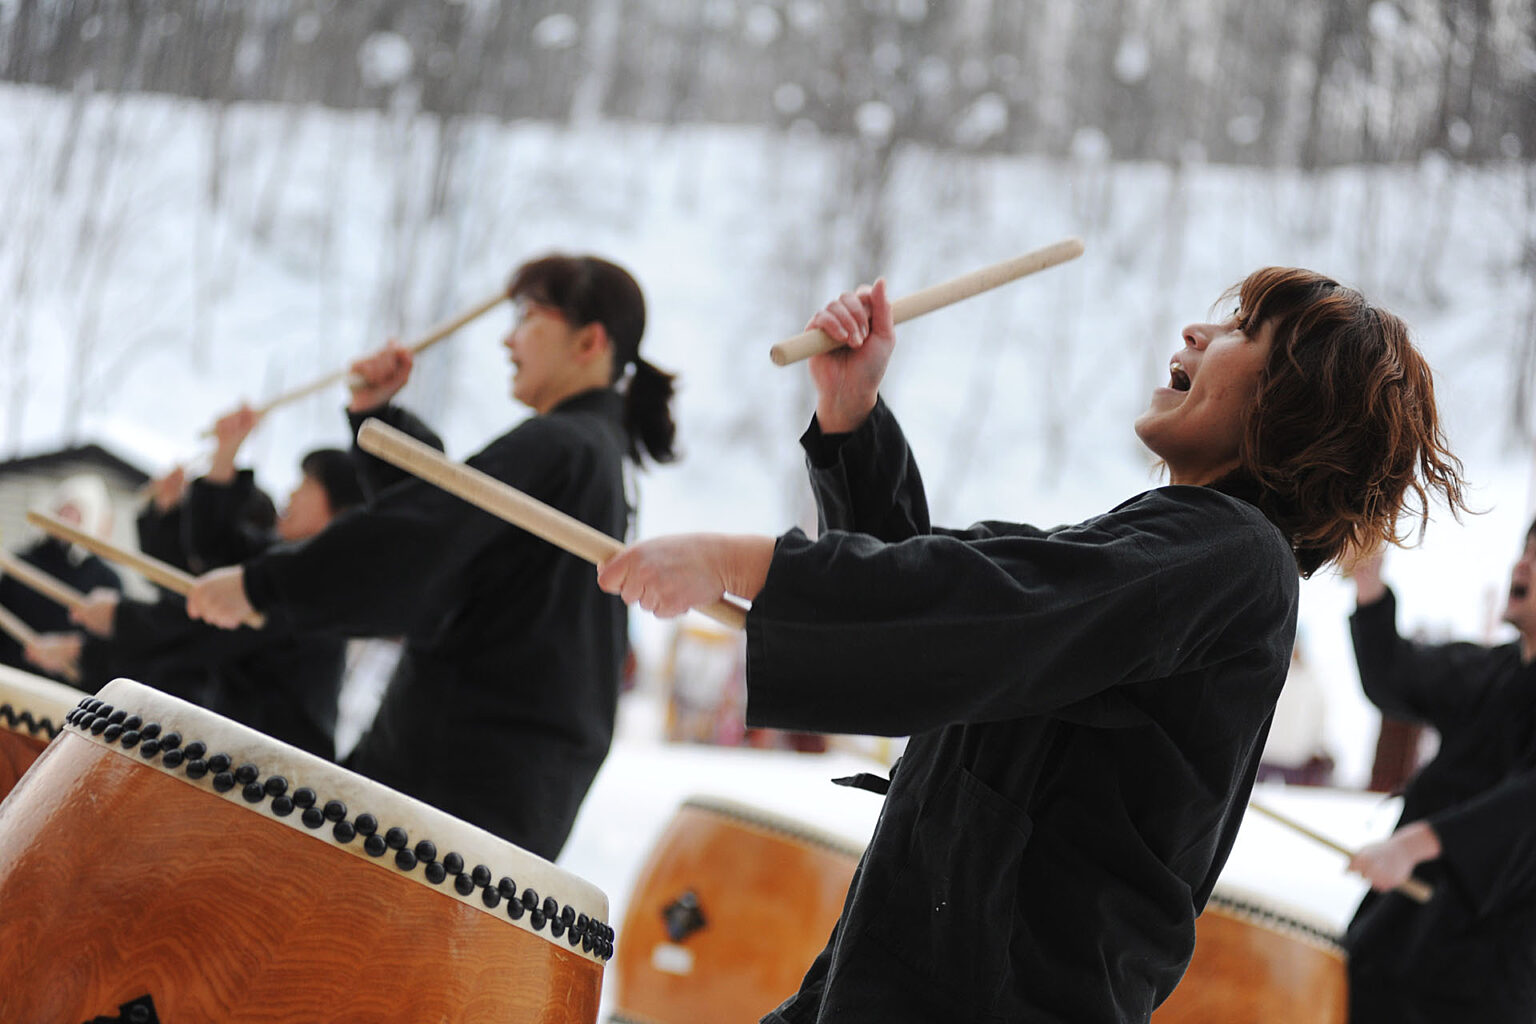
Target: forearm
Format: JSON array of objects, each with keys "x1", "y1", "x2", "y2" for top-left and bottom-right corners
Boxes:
[{"x1": 814, "y1": 396, "x2": 877, "y2": 436}]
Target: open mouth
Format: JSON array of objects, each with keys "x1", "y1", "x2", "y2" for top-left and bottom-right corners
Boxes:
[{"x1": 1169, "y1": 361, "x2": 1192, "y2": 392}]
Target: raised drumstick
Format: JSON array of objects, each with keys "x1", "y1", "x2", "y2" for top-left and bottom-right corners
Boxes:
[
  {"x1": 25, "y1": 512, "x2": 265, "y2": 630},
  {"x1": 0, "y1": 601, "x2": 80, "y2": 684},
  {"x1": 769, "y1": 238, "x2": 1086, "y2": 366},
  {"x1": 201, "y1": 289, "x2": 510, "y2": 436},
  {"x1": 0, "y1": 550, "x2": 87, "y2": 612},
  {"x1": 1247, "y1": 799, "x2": 1433, "y2": 904},
  {"x1": 356, "y1": 418, "x2": 751, "y2": 631}
]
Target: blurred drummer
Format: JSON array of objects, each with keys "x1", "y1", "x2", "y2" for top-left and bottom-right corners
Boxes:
[
  {"x1": 597, "y1": 269, "x2": 1466, "y2": 1021},
  {"x1": 187, "y1": 253, "x2": 678, "y2": 861},
  {"x1": 46, "y1": 407, "x2": 362, "y2": 760},
  {"x1": 0, "y1": 474, "x2": 123, "y2": 683},
  {"x1": 1345, "y1": 533, "x2": 1536, "y2": 1023}
]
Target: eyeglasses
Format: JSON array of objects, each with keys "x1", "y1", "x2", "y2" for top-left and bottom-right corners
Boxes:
[{"x1": 512, "y1": 298, "x2": 568, "y2": 326}]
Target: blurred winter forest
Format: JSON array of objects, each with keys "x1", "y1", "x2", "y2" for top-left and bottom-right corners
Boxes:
[
  {"x1": 0, "y1": 0, "x2": 1533, "y2": 527},
  {"x1": 5, "y1": 0, "x2": 1533, "y2": 164}
]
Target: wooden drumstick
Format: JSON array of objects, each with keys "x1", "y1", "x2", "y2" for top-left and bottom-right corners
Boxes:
[
  {"x1": 769, "y1": 238, "x2": 1086, "y2": 366},
  {"x1": 201, "y1": 289, "x2": 510, "y2": 436},
  {"x1": 1247, "y1": 800, "x2": 1433, "y2": 904},
  {"x1": 25, "y1": 512, "x2": 265, "y2": 630},
  {"x1": 0, "y1": 551, "x2": 87, "y2": 611},
  {"x1": 0, "y1": 601, "x2": 81, "y2": 684},
  {"x1": 356, "y1": 419, "x2": 751, "y2": 631}
]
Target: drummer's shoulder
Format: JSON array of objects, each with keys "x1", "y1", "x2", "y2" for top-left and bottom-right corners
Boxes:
[{"x1": 1107, "y1": 486, "x2": 1288, "y2": 547}]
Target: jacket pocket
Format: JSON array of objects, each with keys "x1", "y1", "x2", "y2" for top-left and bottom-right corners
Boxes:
[{"x1": 865, "y1": 765, "x2": 1032, "y2": 1016}]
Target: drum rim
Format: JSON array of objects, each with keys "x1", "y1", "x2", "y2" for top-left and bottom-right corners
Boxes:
[
  {"x1": 62, "y1": 678, "x2": 615, "y2": 965},
  {"x1": 680, "y1": 794, "x2": 867, "y2": 859},
  {"x1": 0, "y1": 664, "x2": 87, "y2": 740},
  {"x1": 1206, "y1": 881, "x2": 1347, "y2": 957}
]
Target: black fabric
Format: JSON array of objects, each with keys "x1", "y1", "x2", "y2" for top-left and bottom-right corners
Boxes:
[
  {"x1": 123, "y1": 503, "x2": 217, "y2": 702},
  {"x1": 84, "y1": 475, "x2": 347, "y2": 758},
  {"x1": 1345, "y1": 589, "x2": 1536, "y2": 1023},
  {"x1": 0, "y1": 537, "x2": 122, "y2": 683},
  {"x1": 135, "y1": 502, "x2": 188, "y2": 572},
  {"x1": 747, "y1": 400, "x2": 1298, "y2": 1024},
  {"x1": 85, "y1": 591, "x2": 344, "y2": 759},
  {"x1": 183, "y1": 469, "x2": 273, "y2": 573},
  {"x1": 300, "y1": 448, "x2": 364, "y2": 511},
  {"x1": 240, "y1": 390, "x2": 629, "y2": 860}
]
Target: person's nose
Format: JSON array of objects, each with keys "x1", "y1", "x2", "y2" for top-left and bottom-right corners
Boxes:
[{"x1": 1181, "y1": 323, "x2": 1214, "y2": 351}]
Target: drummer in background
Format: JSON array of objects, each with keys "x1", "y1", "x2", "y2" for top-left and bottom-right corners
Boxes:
[
  {"x1": 1345, "y1": 533, "x2": 1536, "y2": 1023},
  {"x1": 87, "y1": 463, "x2": 281, "y2": 705},
  {"x1": 0, "y1": 473, "x2": 123, "y2": 682},
  {"x1": 135, "y1": 461, "x2": 279, "y2": 575},
  {"x1": 597, "y1": 269, "x2": 1466, "y2": 1022},
  {"x1": 135, "y1": 465, "x2": 193, "y2": 570},
  {"x1": 42, "y1": 407, "x2": 364, "y2": 760},
  {"x1": 186, "y1": 253, "x2": 679, "y2": 862}
]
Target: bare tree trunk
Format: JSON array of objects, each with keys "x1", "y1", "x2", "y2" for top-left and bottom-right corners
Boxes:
[
  {"x1": 1513, "y1": 162, "x2": 1536, "y2": 452},
  {"x1": 571, "y1": 0, "x2": 622, "y2": 125}
]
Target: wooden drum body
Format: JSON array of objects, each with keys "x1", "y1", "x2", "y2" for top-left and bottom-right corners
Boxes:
[
  {"x1": 0, "y1": 678, "x2": 614, "y2": 1023},
  {"x1": 1152, "y1": 883, "x2": 1348, "y2": 1023},
  {"x1": 613, "y1": 796, "x2": 861, "y2": 1024},
  {"x1": 0, "y1": 664, "x2": 84, "y2": 798}
]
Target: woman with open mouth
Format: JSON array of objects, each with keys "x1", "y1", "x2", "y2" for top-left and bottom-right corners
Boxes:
[{"x1": 597, "y1": 266, "x2": 1468, "y2": 1023}]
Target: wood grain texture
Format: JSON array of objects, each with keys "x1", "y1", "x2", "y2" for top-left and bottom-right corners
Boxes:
[
  {"x1": 613, "y1": 802, "x2": 858, "y2": 1024},
  {"x1": 0, "y1": 730, "x2": 46, "y2": 802},
  {"x1": 0, "y1": 734, "x2": 601, "y2": 1023},
  {"x1": 1151, "y1": 903, "x2": 1347, "y2": 1023}
]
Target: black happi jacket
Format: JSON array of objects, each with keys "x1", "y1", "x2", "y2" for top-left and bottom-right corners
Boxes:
[
  {"x1": 746, "y1": 400, "x2": 1297, "y2": 1024},
  {"x1": 84, "y1": 473, "x2": 345, "y2": 758},
  {"x1": 240, "y1": 390, "x2": 628, "y2": 861},
  {"x1": 1346, "y1": 589, "x2": 1536, "y2": 1024},
  {"x1": 87, "y1": 594, "x2": 344, "y2": 760}
]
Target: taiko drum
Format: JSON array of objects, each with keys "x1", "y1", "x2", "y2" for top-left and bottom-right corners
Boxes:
[
  {"x1": 0, "y1": 678, "x2": 614, "y2": 1024},
  {"x1": 0, "y1": 663, "x2": 84, "y2": 798},
  {"x1": 612, "y1": 796, "x2": 863, "y2": 1024},
  {"x1": 1152, "y1": 883, "x2": 1348, "y2": 1023}
]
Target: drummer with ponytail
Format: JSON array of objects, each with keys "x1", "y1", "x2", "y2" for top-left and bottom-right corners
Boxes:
[{"x1": 189, "y1": 252, "x2": 677, "y2": 861}]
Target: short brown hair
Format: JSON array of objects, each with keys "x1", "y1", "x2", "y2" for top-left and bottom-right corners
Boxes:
[{"x1": 1226, "y1": 268, "x2": 1466, "y2": 577}]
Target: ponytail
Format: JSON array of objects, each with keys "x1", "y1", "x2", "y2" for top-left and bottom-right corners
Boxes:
[{"x1": 624, "y1": 357, "x2": 678, "y2": 466}]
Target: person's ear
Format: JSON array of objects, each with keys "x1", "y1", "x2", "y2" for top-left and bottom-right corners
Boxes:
[{"x1": 574, "y1": 322, "x2": 611, "y2": 364}]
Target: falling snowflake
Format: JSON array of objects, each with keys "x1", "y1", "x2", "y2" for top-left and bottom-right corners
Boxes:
[
  {"x1": 531, "y1": 14, "x2": 579, "y2": 50},
  {"x1": 855, "y1": 101, "x2": 895, "y2": 142},
  {"x1": 953, "y1": 93, "x2": 1008, "y2": 147},
  {"x1": 358, "y1": 31, "x2": 414, "y2": 88}
]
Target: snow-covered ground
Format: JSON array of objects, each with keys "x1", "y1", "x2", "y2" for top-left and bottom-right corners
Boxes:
[{"x1": 2, "y1": 85, "x2": 1533, "y2": 785}]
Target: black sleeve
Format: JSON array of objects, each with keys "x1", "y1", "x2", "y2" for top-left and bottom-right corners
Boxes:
[
  {"x1": 184, "y1": 470, "x2": 271, "y2": 570},
  {"x1": 347, "y1": 404, "x2": 446, "y2": 498},
  {"x1": 243, "y1": 415, "x2": 577, "y2": 638},
  {"x1": 1429, "y1": 767, "x2": 1536, "y2": 917},
  {"x1": 800, "y1": 399, "x2": 931, "y2": 540},
  {"x1": 75, "y1": 556, "x2": 123, "y2": 595},
  {"x1": 1349, "y1": 588, "x2": 1501, "y2": 733},
  {"x1": 0, "y1": 575, "x2": 23, "y2": 667},
  {"x1": 745, "y1": 488, "x2": 1294, "y2": 737},
  {"x1": 136, "y1": 503, "x2": 188, "y2": 570},
  {"x1": 109, "y1": 594, "x2": 271, "y2": 664},
  {"x1": 802, "y1": 399, "x2": 1053, "y2": 544}
]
